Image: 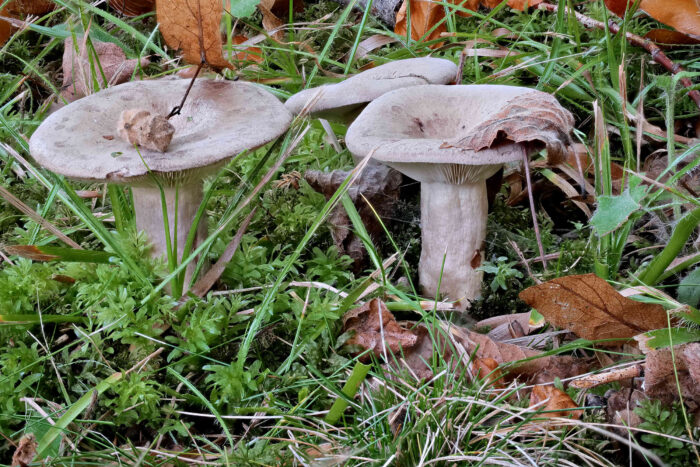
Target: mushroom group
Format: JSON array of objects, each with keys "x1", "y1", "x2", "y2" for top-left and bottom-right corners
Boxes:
[
  {"x1": 30, "y1": 79, "x2": 291, "y2": 291},
  {"x1": 346, "y1": 84, "x2": 574, "y2": 310}
]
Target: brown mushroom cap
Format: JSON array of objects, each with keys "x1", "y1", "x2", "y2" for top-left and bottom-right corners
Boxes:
[
  {"x1": 284, "y1": 57, "x2": 458, "y2": 123},
  {"x1": 346, "y1": 84, "x2": 574, "y2": 183},
  {"x1": 30, "y1": 79, "x2": 292, "y2": 186}
]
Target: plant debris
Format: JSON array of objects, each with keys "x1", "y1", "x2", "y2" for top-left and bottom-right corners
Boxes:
[{"x1": 117, "y1": 109, "x2": 175, "y2": 152}]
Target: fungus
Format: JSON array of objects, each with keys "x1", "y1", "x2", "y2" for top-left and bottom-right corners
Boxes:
[
  {"x1": 284, "y1": 57, "x2": 458, "y2": 124},
  {"x1": 30, "y1": 79, "x2": 292, "y2": 290},
  {"x1": 346, "y1": 84, "x2": 574, "y2": 310}
]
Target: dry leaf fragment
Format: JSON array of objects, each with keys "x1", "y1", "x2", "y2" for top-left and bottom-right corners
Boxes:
[
  {"x1": 156, "y1": 0, "x2": 232, "y2": 69},
  {"x1": 4, "y1": 245, "x2": 59, "y2": 261},
  {"x1": 642, "y1": 342, "x2": 700, "y2": 410},
  {"x1": 61, "y1": 37, "x2": 151, "y2": 102},
  {"x1": 11, "y1": 433, "x2": 37, "y2": 467},
  {"x1": 394, "y1": 0, "x2": 447, "y2": 47},
  {"x1": 108, "y1": 0, "x2": 155, "y2": 16},
  {"x1": 343, "y1": 298, "x2": 419, "y2": 362},
  {"x1": 452, "y1": 91, "x2": 575, "y2": 164},
  {"x1": 231, "y1": 35, "x2": 264, "y2": 63},
  {"x1": 605, "y1": 0, "x2": 700, "y2": 40},
  {"x1": 519, "y1": 273, "x2": 669, "y2": 344},
  {"x1": 0, "y1": 0, "x2": 54, "y2": 45},
  {"x1": 530, "y1": 385, "x2": 582, "y2": 419},
  {"x1": 472, "y1": 357, "x2": 504, "y2": 387},
  {"x1": 117, "y1": 109, "x2": 175, "y2": 152},
  {"x1": 305, "y1": 165, "x2": 402, "y2": 271}
]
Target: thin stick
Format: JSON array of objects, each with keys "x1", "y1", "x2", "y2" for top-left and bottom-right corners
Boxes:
[
  {"x1": 166, "y1": 62, "x2": 203, "y2": 119},
  {"x1": 522, "y1": 152, "x2": 547, "y2": 269},
  {"x1": 539, "y1": 2, "x2": 700, "y2": 109}
]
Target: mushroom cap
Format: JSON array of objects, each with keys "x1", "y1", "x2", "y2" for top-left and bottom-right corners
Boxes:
[
  {"x1": 284, "y1": 57, "x2": 458, "y2": 123},
  {"x1": 30, "y1": 79, "x2": 292, "y2": 186},
  {"x1": 346, "y1": 84, "x2": 574, "y2": 184}
]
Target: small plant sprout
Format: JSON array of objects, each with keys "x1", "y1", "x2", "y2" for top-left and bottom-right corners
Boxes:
[
  {"x1": 346, "y1": 84, "x2": 574, "y2": 311},
  {"x1": 29, "y1": 79, "x2": 292, "y2": 293},
  {"x1": 477, "y1": 256, "x2": 523, "y2": 292}
]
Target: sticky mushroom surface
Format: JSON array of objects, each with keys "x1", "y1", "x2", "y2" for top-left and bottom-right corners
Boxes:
[
  {"x1": 30, "y1": 79, "x2": 292, "y2": 291},
  {"x1": 346, "y1": 84, "x2": 574, "y2": 310}
]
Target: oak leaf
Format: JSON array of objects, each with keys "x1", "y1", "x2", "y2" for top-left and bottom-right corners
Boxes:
[
  {"x1": 394, "y1": 0, "x2": 447, "y2": 47},
  {"x1": 605, "y1": 0, "x2": 700, "y2": 40},
  {"x1": 61, "y1": 37, "x2": 151, "y2": 102},
  {"x1": 156, "y1": 0, "x2": 232, "y2": 69},
  {"x1": 519, "y1": 273, "x2": 669, "y2": 343},
  {"x1": 529, "y1": 385, "x2": 582, "y2": 419}
]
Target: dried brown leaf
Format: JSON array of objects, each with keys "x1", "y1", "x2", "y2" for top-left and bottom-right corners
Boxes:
[
  {"x1": 117, "y1": 109, "x2": 175, "y2": 152},
  {"x1": 305, "y1": 165, "x2": 402, "y2": 271},
  {"x1": 530, "y1": 385, "x2": 582, "y2": 419},
  {"x1": 4, "y1": 245, "x2": 59, "y2": 262},
  {"x1": 605, "y1": 0, "x2": 700, "y2": 40},
  {"x1": 645, "y1": 28, "x2": 700, "y2": 44},
  {"x1": 394, "y1": 0, "x2": 447, "y2": 47},
  {"x1": 11, "y1": 433, "x2": 37, "y2": 467},
  {"x1": 642, "y1": 342, "x2": 700, "y2": 410},
  {"x1": 343, "y1": 298, "x2": 419, "y2": 362},
  {"x1": 108, "y1": 0, "x2": 155, "y2": 16},
  {"x1": 156, "y1": 0, "x2": 232, "y2": 69},
  {"x1": 61, "y1": 37, "x2": 150, "y2": 102},
  {"x1": 0, "y1": 0, "x2": 54, "y2": 45},
  {"x1": 231, "y1": 35, "x2": 264, "y2": 64},
  {"x1": 519, "y1": 273, "x2": 669, "y2": 343},
  {"x1": 454, "y1": 91, "x2": 575, "y2": 164}
]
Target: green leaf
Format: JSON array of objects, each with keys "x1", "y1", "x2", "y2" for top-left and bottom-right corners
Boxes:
[
  {"x1": 645, "y1": 327, "x2": 700, "y2": 350},
  {"x1": 590, "y1": 182, "x2": 646, "y2": 236},
  {"x1": 37, "y1": 372, "x2": 124, "y2": 458},
  {"x1": 678, "y1": 267, "x2": 700, "y2": 308},
  {"x1": 227, "y1": 0, "x2": 261, "y2": 18}
]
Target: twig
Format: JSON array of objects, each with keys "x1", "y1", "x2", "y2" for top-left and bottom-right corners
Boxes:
[
  {"x1": 539, "y1": 2, "x2": 700, "y2": 109},
  {"x1": 167, "y1": 62, "x2": 203, "y2": 119},
  {"x1": 521, "y1": 152, "x2": 547, "y2": 269}
]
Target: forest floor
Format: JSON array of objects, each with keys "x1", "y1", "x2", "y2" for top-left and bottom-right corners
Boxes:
[{"x1": 0, "y1": 0, "x2": 699, "y2": 465}]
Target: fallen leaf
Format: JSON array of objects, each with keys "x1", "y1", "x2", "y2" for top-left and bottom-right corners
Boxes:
[
  {"x1": 11, "y1": 433, "x2": 37, "y2": 467},
  {"x1": 606, "y1": 388, "x2": 645, "y2": 434},
  {"x1": 230, "y1": 35, "x2": 264, "y2": 63},
  {"x1": 0, "y1": 0, "x2": 54, "y2": 45},
  {"x1": 259, "y1": 0, "x2": 303, "y2": 17},
  {"x1": 642, "y1": 341, "x2": 700, "y2": 410},
  {"x1": 258, "y1": 3, "x2": 285, "y2": 41},
  {"x1": 519, "y1": 273, "x2": 669, "y2": 344},
  {"x1": 343, "y1": 298, "x2": 419, "y2": 362},
  {"x1": 529, "y1": 385, "x2": 582, "y2": 419},
  {"x1": 605, "y1": 0, "x2": 700, "y2": 40},
  {"x1": 472, "y1": 357, "x2": 504, "y2": 387},
  {"x1": 108, "y1": 0, "x2": 155, "y2": 16},
  {"x1": 645, "y1": 28, "x2": 700, "y2": 44},
  {"x1": 394, "y1": 0, "x2": 447, "y2": 47},
  {"x1": 61, "y1": 37, "x2": 150, "y2": 102},
  {"x1": 483, "y1": 0, "x2": 543, "y2": 10},
  {"x1": 117, "y1": 109, "x2": 175, "y2": 152},
  {"x1": 156, "y1": 0, "x2": 232, "y2": 69},
  {"x1": 452, "y1": 91, "x2": 575, "y2": 165},
  {"x1": 305, "y1": 165, "x2": 402, "y2": 271}
]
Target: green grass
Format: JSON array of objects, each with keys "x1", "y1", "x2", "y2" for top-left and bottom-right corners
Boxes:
[{"x1": 0, "y1": 0, "x2": 699, "y2": 465}]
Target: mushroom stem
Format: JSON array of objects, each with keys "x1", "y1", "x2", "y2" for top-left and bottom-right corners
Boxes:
[
  {"x1": 419, "y1": 181, "x2": 487, "y2": 310},
  {"x1": 132, "y1": 183, "x2": 207, "y2": 292}
]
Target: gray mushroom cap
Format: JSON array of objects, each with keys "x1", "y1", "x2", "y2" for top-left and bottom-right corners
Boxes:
[
  {"x1": 346, "y1": 84, "x2": 574, "y2": 183},
  {"x1": 30, "y1": 79, "x2": 292, "y2": 186},
  {"x1": 284, "y1": 57, "x2": 458, "y2": 123}
]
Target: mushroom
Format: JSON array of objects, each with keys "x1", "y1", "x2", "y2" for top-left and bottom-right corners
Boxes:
[
  {"x1": 284, "y1": 57, "x2": 458, "y2": 124},
  {"x1": 346, "y1": 84, "x2": 574, "y2": 310},
  {"x1": 30, "y1": 79, "x2": 292, "y2": 291}
]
